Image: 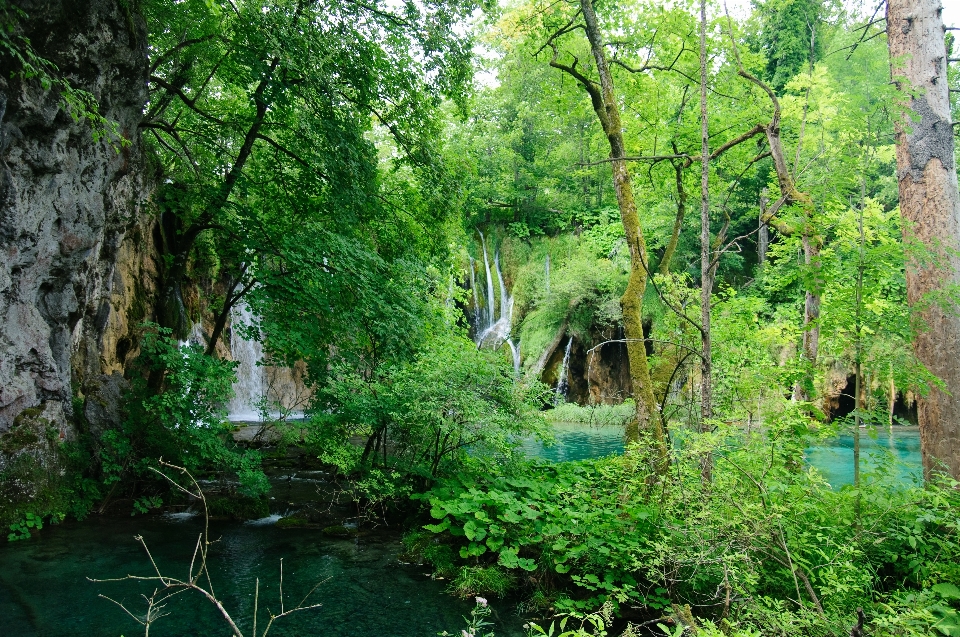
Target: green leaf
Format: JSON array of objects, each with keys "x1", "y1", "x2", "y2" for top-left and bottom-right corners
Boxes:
[{"x1": 933, "y1": 583, "x2": 960, "y2": 600}]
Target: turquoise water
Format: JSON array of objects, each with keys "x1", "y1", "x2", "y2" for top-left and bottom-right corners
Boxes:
[
  {"x1": 806, "y1": 428, "x2": 922, "y2": 486},
  {"x1": 0, "y1": 514, "x2": 521, "y2": 637},
  {"x1": 522, "y1": 422, "x2": 923, "y2": 487}
]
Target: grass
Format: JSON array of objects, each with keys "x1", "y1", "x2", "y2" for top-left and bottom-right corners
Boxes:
[{"x1": 547, "y1": 399, "x2": 634, "y2": 428}]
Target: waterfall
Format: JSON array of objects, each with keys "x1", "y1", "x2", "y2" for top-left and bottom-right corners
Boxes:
[
  {"x1": 178, "y1": 322, "x2": 207, "y2": 349},
  {"x1": 508, "y1": 338, "x2": 521, "y2": 374},
  {"x1": 494, "y1": 248, "x2": 513, "y2": 324},
  {"x1": 478, "y1": 230, "x2": 495, "y2": 329},
  {"x1": 555, "y1": 336, "x2": 573, "y2": 405},
  {"x1": 472, "y1": 232, "x2": 521, "y2": 373},
  {"x1": 476, "y1": 243, "x2": 513, "y2": 348},
  {"x1": 228, "y1": 303, "x2": 266, "y2": 422}
]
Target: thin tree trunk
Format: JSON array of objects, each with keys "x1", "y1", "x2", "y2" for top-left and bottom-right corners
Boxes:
[
  {"x1": 887, "y1": 0, "x2": 960, "y2": 480},
  {"x1": 854, "y1": 201, "x2": 865, "y2": 520},
  {"x1": 698, "y1": 0, "x2": 713, "y2": 483},
  {"x1": 798, "y1": 234, "x2": 822, "y2": 401},
  {"x1": 658, "y1": 157, "x2": 687, "y2": 276},
  {"x1": 725, "y1": 13, "x2": 823, "y2": 403},
  {"x1": 758, "y1": 191, "x2": 769, "y2": 266},
  {"x1": 889, "y1": 368, "x2": 896, "y2": 430}
]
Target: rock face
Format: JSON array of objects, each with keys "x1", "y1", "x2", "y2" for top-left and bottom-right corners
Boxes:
[
  {"x1": 543, "y1": 331, "x2": 632, "y2": 406},
  {"x1": 0, "y1": 0, "x2": 151, "y2": 435}
]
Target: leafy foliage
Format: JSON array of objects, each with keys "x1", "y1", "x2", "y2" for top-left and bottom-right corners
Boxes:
[
  {"x1": 423, "y1": 425, "x2": 960, "y2": 633},
  {"x1": 100, "y1": 325, "x2": 268, "y2": 499}
]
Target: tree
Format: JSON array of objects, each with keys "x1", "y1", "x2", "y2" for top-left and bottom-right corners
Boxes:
[
  {"x1": 887, "y1": 0, "x2": 960, "y2": 480},
  {"x1": 535, "y1": 0, "x2": 667, "y2": 466},
  {"x1": 142, "y1": 0, "x2": 477, "y2": 345}
]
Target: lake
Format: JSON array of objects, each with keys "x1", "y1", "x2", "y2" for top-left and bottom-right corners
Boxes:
[{"x1": 522, "y1": 421, "x2": 923, "y2": 487}]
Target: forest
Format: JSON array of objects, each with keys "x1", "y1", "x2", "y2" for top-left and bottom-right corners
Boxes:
[{"x1": 0, "y1": 0, "x2": 959, "y2": 635}]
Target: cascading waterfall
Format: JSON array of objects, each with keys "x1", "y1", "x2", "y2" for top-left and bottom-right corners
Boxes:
[
  {"x1": 478, "y1": 230, "x2": 496, "y2": 329},
  {"x1": 555, "y1": 336, "x2": 573, "y2": 405},
  {"x1": 508, "y1": 339, "x2": 521, "y2": 374},
  {"x1": 473, "y1": 232, "x2": 521, "y2": 373},
  {"x1": 228, "y1": 303, "x2": 266, "y2": 421},
  {"x1": 178, "y1": 322, "x2": 207, "y2": 349}
]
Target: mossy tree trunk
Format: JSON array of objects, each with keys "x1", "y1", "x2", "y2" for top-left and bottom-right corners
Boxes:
[{"x1": 545, "y1": 0, "x2": 667, "y2": 469}]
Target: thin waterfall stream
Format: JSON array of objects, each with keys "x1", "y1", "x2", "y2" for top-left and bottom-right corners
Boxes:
[
  {"x1": 554, "y1": 336, "x2": 573, "y2": 405},
  {"x1": 228, "y1": 303, "x2": 265, "y2": 421},
  {"x1": 473, "y1": 232, "x2": 521, "y2": 373}
]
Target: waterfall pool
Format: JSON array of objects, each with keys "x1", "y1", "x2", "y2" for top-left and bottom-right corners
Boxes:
[
  {"x1": 521, "y1": 422, "x2": 923, "y2": 487},
  {"x1": 0, "y1": 514, "x2": 524, "y2": 637}
]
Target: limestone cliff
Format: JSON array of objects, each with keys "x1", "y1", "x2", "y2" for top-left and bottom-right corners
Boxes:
[{"x1": 0, "y1": 0, "x2": 152, "y2": 436}]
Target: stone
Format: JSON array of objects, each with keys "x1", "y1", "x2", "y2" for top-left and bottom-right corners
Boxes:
[{"x1": 82, "y1": 372, "x2": 130, "y2": 437}]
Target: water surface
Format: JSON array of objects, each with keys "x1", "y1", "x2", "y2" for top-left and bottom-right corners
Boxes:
[
  {"x1": 523, "y1": 422, "x2": 923, "y2": 487},
  {"x1": 0, "y1": 515, "x2": 519, "y2": 637}
]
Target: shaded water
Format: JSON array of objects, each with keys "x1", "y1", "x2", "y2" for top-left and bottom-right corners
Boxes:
[
  {"x1": 0, "y1": 515, "x2": 520, "y2": 637},
  {"x1": 522, "y1": 422, "x2": 923, "y2": 487}
]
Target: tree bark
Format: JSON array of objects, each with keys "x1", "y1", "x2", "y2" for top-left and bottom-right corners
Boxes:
[
  {"x1": 698, "y1": 0, "x2": 713, "y2": 483},
  {"x1": 658, "y1": 157, "x2": 687, "y2": 276},
  {"x1": 887, "y1": 0, "x2": 960, "y2": 480},
  {"x1": 758, "y1": 191, "x2": 769, "y2": 266}
]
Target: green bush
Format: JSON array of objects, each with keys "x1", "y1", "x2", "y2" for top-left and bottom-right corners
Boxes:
[
  {"x1": 420, "y1": 426, "x2": 960, "y2": 631},
  {"x1": 99, "y1": 325, "x2": 268, "y2": 503}
]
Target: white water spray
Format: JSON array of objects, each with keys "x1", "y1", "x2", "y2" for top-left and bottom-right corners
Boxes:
[
  {"x1": 478, "y1": 230, "x2": 496, "y2": 329},
  {"x1": 473, "y1": 232, "x2": 521, "y2": 373},
  {"x1": 555, "y1": 336, "x2": 573, "y2": 405},
  {"x1": 228, "y1": 303, "x2": 265, "y2": 421}
]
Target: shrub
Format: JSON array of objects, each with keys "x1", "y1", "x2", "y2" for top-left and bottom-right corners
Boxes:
[{"x1": 449, "y1": 565, "x2": 514, "y2": 599}]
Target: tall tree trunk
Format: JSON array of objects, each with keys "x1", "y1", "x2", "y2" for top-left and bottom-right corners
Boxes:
[
  {"x1": 758, "y1": 192, "x2": 769, "y2": 266},
  {"x1": 547, "y1": 0, "x2": 667, "y2": 468},
  {"x1": 887, "y1": 0, "x2": 960, "y2": 480},
  {"x1": 698, "y1": 0, "x2": 713, "y2": 483}
]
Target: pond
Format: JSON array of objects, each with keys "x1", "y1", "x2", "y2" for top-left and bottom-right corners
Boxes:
[
  {"x1": 521, "y1": 421, "x2": 923, "y2": 487},
  {"x1": 0, "y1": 510, "x2": 522, "y2": 637}
]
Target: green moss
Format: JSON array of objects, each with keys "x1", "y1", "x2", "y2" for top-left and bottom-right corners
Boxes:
[
  {"x1": 321, "y1": 524, "x2": 358, "y2": 538},
  {"x1": 206, "y1": 495, "x2": 269, "y2": 520},
  {"x1": 275, "y1": 516, "x2": 310, "y2": 529},
  {"x1": 400, "y1": 531, "x2": 456, "y2": 576},
  {"x1": 0, "y1": 427, "x2": 40, "y2": 454}
]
